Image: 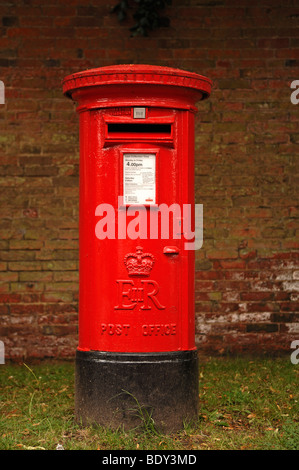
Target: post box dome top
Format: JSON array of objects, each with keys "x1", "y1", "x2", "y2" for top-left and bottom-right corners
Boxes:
[{"x1": 62, "y1": 64, "x2": 212, "y2": 101}]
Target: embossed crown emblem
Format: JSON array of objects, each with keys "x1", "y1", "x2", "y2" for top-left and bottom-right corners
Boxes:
[{"x1": 124, "y1": 246, "x2": 155, "y2": 277}]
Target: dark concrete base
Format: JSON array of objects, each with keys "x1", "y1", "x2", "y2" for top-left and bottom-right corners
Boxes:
[{"x1": 75, "y1": 349, "x2": 199, "y2": 433}]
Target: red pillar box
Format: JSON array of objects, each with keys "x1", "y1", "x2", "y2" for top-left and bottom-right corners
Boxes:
[{"x1": 63, "y1": 65, "x2": 211, "y2": 432}]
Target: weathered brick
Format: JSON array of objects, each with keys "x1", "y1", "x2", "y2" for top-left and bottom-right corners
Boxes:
[
  {"x1": 42, "y1": 325, "x2": 77, "y2": 336},
  {"x1": 0, "y1": 272, "x2": 18, "y2": 282},
  {"x1": 42, "y1": 260, "x2": 78, "y2": 271},
  {"x1": 246, "y1": 324, "x2": 279, "y2": 333},
  {"x1": 207, "y1": 250, "x2": 239, "y2": 260},
  {"x1": 10, "y1": 282, "x2": 44, "y2": 292},
  {"x1": 9, "y1": 240, "x2": 43, "y2": 250},
  {"x1": 41, "y1": 291, "x2": 75, "y2": 303},
  {"x1": 10, "y1": 303, "x2": 44, "y2": 314},
  {"x1": 241, "y1": 292, "x2": 274, "y2": 301},
  {"x1": 19, "y1": 271, "x2": 53, "y2": 282},
  {"x1": 1, "y1": 0, "x2": 298, "y2": 359},
  {"x1": 44, "y1": 282, "x2": 78, "y2": 292},
  {"x1": 8, "y1": 261, "x2": 42, "y2": 271}
]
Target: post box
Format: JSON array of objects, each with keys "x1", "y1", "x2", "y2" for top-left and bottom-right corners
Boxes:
[{"x1": 63, "y1": 64, "x2": 211, "y2": 432}]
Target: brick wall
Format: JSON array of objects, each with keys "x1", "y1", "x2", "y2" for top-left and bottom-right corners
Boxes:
[{"x1": 0, "y1": 0, "x2": 298, "y2": 359}]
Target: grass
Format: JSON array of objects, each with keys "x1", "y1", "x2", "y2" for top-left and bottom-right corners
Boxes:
[{"x1": 0, "y1": 356, "x2": 298, "y2": 450}]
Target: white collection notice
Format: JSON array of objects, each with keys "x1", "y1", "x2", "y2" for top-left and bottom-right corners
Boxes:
[{"x1": 123, "y1": 153, "x2": 156, "y2": 205}]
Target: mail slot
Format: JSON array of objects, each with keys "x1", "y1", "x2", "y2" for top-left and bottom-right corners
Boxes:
[
  {"x1": 107, "y1": 123, "x2": 172, "y2": 134},
  {"x1": 63, "y1": 64, "x2": 212, "y2": 432},
  {"x1": 105, "y1": 117, "x2": 174, "y2": 143}
]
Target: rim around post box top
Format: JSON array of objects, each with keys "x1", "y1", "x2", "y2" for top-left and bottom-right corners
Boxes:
[{"x1": 62, "y1": 64, "x2": 212, "y2": 105}]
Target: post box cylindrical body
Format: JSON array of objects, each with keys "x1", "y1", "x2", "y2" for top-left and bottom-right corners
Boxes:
[{"x1": 63, "y1": 65, "x2": 211, "y2": 432}]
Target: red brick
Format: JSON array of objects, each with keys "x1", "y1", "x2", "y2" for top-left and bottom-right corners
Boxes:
[
  {"x1": 241, "y1": 292, "x2": 274, "y2": 301},
  {"x1": 257, "y1": 38, "x2": 290, "y2": 48},
  {"x1": 7, "y1": 27, "x2": 41, "y2": 38},
  {"x1": 0, "y1": 294, "x2": 22, "y2": 303},
  {"x1": 219, "y1": 260, "x2": 246, "y2": 269},
  {"x1": 10, "y1": 304, "x2": 45, "y2": 314}
]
